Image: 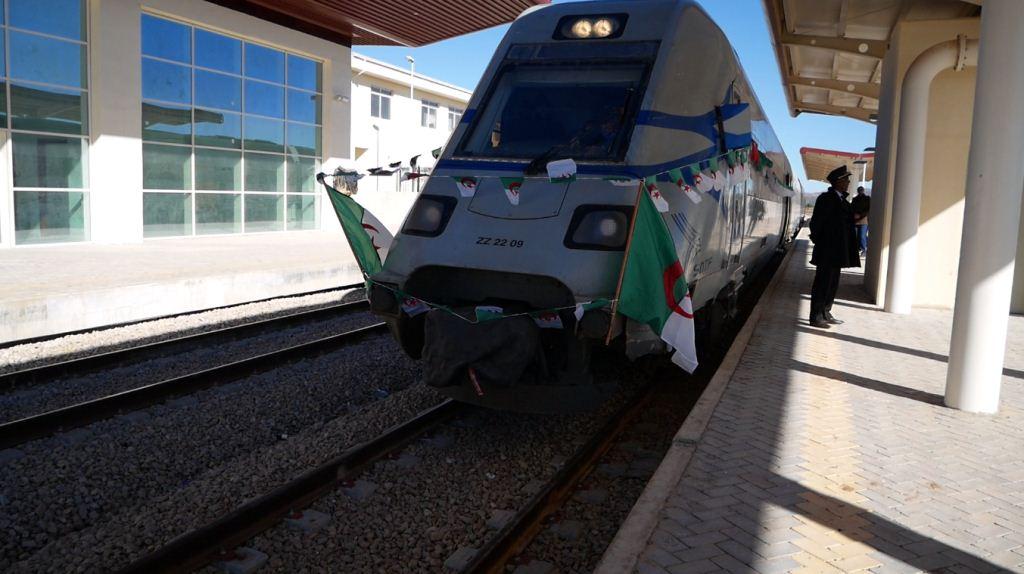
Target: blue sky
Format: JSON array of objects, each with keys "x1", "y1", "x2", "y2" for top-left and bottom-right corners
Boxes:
[{"x1": 356, "y1": 0, "x2": 876, "y2": 193}]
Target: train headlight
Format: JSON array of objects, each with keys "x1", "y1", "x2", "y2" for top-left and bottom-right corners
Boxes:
[
  {"x1": 564, "y1": 205, "x2": 633, "y2": 250},
  {"x1": 592, "y1": 19, "x2": 615, "y2": 38},
  {"x1": 401, "y1": 195, "x2": 457, "y2": 237},
  {"x1": 570, "y1": 19, "x2": 593, "y2": 38},
  {"x1": 555, "y1": 14, "x2": 627, "y2": 40}
]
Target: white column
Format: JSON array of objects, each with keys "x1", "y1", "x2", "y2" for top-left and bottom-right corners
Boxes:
[
  {"x1": 945, "y1": 0, "x2": 1024, "y2": 413},
  {"x1": 884, "y1": 38, "x2": 978, "y2": 314}
]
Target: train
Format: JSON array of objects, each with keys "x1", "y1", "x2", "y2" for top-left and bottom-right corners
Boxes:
[{"x1": 365, "y1": 0, "x2": 802, "y2": 411}]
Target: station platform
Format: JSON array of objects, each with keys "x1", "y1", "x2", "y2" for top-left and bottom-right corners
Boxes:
[
  {"x1": 0, "y1": 232, "x2": 362, "y2": 343},
  {"x1": 599, "y1": 239, "x2": 1024, "y2": 574}
]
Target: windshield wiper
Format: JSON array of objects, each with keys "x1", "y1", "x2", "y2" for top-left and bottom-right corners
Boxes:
[{"x1": 524, "y1": 145, "x2": 566, "y2": 175}]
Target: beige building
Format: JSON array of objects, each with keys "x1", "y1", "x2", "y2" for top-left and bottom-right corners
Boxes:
[{"x1": 762, "y1": 0, "x2": 1023, "y2": 412}]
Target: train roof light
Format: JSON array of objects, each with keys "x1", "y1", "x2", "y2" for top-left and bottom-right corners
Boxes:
[{"x1": 555, "y1": 14, "x2": 627, "y2": 40}]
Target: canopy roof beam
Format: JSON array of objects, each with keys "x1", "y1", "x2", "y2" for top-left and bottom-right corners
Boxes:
[
  {"x1": 788, "y1": 75, "x2": 881, "y2": 100},
  {"x1": 795, "y1": 102, "x2": 876, "y2": 123},
  {"x1": 780, "y1": 31, "x2": 887, "y2": 59}
]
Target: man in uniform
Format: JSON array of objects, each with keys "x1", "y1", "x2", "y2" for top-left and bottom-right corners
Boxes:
[{"x1": 808, "y1": 165, "x2": 860, "y2": 328}]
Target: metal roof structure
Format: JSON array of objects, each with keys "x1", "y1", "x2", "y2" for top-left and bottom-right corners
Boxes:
[
  {"x1": 761, "y1": 0, "x2": 981, "y2": 124},
  {"x1": 209, "y1": 0, "x2": 550, "y2": 47},
  {"x1": 800, "y1": 146, "x2": 874, "y2": 183}
]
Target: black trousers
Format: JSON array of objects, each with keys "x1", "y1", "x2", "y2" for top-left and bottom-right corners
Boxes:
[{"x1": 810, "y1": 264, "x2": 841, "y2": 321}]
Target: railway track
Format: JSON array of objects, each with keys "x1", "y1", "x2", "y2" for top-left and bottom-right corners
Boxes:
[
  {"x1": 0, "y1": 320, "x2": 389, "y2": 450},
  {"x1": 1, "y1": 299, "x2": 371, "y2": 392},
  {"x1": 117, "y1": 399, "x2": 464, "y2": 574}
]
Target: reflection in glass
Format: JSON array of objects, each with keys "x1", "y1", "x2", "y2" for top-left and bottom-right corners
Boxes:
[
  {"x1": 143, "y1": 192, "x2": 192, "y2": 237},
  {"x1": 196, "y1": 149, "x2": 241, "y2": 191},
  {"x1": 287, "y1": 155, "x2": 318, "y2": 193},
  {"x1": 142, "y1": 58, "x2": 191, "y2": 104},
  {"x1": 195, "y1": 108, "x2": 241, "y2": 149},
  {"x1": 196, "y1": 193, "x2": 241, "y2": 234},
  {"x1": 244, "y1": 116, "x2": 284, "y2": 152},
  {"x1": 286, "y1": 122, "x2": 320, "y2": 157},
  {"x1": 245, "y1": 152, "x2": 284, "y2": 192},
  {"x1": 10, "y1": 31, "x2": 86, "y2": 88},
  {"x1": 245, "y1": 194, "x2": 284, "y2": 232},
  {"x1": 141, "y1": 14, "x2": 189, "y2": 63},
  {"x1": 143, "y1": 144, "x2": 191, "y2": 190},
  {"x1": 11, "y1": 0, "x2": 85, "y2": 41},
  {"x1": 287, "y1": 55, "x2": 320, "y2": 92},
  {"x1": 11, "y1": 83, "x2": 88, "y2": 135},
  {"x1": 287, "y1": 194, "x2": 316, "y2": 230},
  {"x1": 143, "y1": 102, "x2": 191, "y2": 144},
  {"x1": 0, "y1": 82, "x2": 7, "y2": 129},
  {"x1": 196, "y1": 70, "x2": 241, "y2": 111},
  {"x1": 287, "y1": 89, "x2": 320, "y2": 124},
  {"x1": 245, "y1": 43, "x2": 284, "y2": 83},
  {"x1": 245, "y1": 80, "x2": 284, "y2": 118},
  {"x1": 12, "y1": 133, "x2": 87, "y2": 188},
  {"x1": 14, "y1": 190, "x2": 88, "y2": 244},
  {"x1": 196, "y1": 29, "x2": 240, "y2": 73}
]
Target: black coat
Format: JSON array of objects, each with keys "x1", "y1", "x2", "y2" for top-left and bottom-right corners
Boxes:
[{"x1": 810, "y1": 189, "x2": 860, "y2": 268}]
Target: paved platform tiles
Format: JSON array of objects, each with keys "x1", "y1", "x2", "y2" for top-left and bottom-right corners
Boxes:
[
  {"x1": 0, "y1": 231, "x2": 361, "y2": 342},
  {"x1": 634, "y1": 240, "x2": 1024, "y2": 574}
]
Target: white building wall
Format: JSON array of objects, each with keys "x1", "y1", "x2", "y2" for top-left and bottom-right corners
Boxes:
[{"x1": 346, "y1": 54, "x2": 471, "y2": 233}]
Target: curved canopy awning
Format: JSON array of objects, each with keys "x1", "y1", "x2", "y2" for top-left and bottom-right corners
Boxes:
[
  {"x1": 209, "y1": 0, "x2": 550, "y2": 47},
  {"x1": 761, "y1": 0, "x2": 981, "y2": 124},
  {"x1": 801, "y1": 146, "x2": 874, "y2": 183}
]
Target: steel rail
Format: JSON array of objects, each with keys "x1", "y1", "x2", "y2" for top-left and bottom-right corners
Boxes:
[
  {"x1": 0, "y1": 322, "x2": 389, "y2": 450},
  {"x1": 0, "y1": 282, "x2": 366, "y2": 351},
  {"x1": 464, "y1": 385, "x2": 659, "y2": 574},
  {"x1": 0, "y1": 299, "x2": 371, "y2": 392},
  {"x1": 117, "y1": 399, "x2": 463, "y2": 574}
]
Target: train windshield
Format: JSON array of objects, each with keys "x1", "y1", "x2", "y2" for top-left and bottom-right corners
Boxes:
[{"x1": 458, "y1": 63, "x2": 647, "y2": 162}]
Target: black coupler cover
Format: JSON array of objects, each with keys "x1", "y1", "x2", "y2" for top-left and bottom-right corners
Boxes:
[{"x1": 422, "y1": 310, "x2": 540, "y2": 389}]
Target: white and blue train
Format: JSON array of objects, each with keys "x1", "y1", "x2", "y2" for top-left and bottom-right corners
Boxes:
[{"x1": 367, "y1": 0, "x2": 802, "y2": 411}]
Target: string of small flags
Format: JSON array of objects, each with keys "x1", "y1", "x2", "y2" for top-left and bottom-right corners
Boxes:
[{"x1": 370, "y1": 278, "x2": 612, "y2": 327}]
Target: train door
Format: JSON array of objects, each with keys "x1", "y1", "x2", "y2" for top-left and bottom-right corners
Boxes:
[{"x1": 726, "y1": 179, "x2": 747, "y2": 266}]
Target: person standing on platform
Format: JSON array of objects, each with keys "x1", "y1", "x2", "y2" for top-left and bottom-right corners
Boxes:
[
  {"x1": 808, "y1": 165, "x2": 860, "y2": 329},
  {"x1": 851, "y1": 186, "x2": 871, "y2": 256}
]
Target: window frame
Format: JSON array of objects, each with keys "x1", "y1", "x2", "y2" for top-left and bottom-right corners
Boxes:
[
  {"x1": 421, "y1": 99, "x2": 438, "y2": 129},
  {"x1": 370, "y1": 85, "x2": 391, "y2": 120}
]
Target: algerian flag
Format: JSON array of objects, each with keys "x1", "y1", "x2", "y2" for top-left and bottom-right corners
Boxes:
[
  {"x1": 616, "y1": 190, "x2": 698, "y2": 373},
  {"x1": 475, "y1": 305, "x2": 504, "y2": 322},
  {"x1": 691, "y1": 165, "x2": 714, "y2": 193},
  {"x1": 644, "y1": 176, "x2": 669, "y2": 213},
  {"x1": 452, "y1": 176, "x2": 478, "y2": 197},
  {"x1": 574, "y1": 299, "x2": 610, "y2": 321},
  {"x1": 323, "y1": 181, "x2": 393, "y2": 276},
  {"x1": 532, "y1": 311, "x2": 564, "y2": 329},
  {"x1": 401, "y1": 296, "x2": 430, "y2": 317},
  {"x1": 547, "y1": 158, "x2": 577, "y2": 183},
  {"x1": 500, "y1": 177, "x2": 523, "y2": 206}
]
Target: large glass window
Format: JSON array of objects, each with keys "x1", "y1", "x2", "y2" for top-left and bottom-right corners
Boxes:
[
  {"x1": 4, "y1": 0, "x2": 90, "y2": 244},
  {"x1": 448, "y1": 108, "x2": 463, "y2": 132},
  {"x1": 141, "y1": 14, "x2": 321, "y2": 238}
]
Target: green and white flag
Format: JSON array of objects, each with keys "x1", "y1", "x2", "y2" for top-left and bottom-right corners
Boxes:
[
  {"x1": 452, "y1": 176, "x2": 478, "y2": 198},
  {"x1": 617, "y1": 191, "x2": 699, "y2": 373},
  {"x1": 501, "y1": 176, "x2": 524, "y2": 206},
  {"x1": 324, "y1": 183, "x2": 393, "y2": 276}
]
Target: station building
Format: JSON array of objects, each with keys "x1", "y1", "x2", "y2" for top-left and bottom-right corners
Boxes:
[
  {"x1": 0, "y1": 0, "x2": 540, "y2": 342},
  {"x1": 0, "y1": 0, "x2": 516, "y2": 248}
]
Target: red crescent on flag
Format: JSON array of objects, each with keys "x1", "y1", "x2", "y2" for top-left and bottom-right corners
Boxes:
[
  {"x1": 362, "y1": 222, "x2": 383, "y2": 251},
  {"x1": 662, "y1": 261, "x2": 694, "y2": 319}
]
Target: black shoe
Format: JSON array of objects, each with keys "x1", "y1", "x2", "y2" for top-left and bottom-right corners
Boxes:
[
  {"x1": 824, "y1": 312, "x2": 844, "y2": 325},
  {"x1": 809, "y1": 318, "x2": 831, "y2": 329}
]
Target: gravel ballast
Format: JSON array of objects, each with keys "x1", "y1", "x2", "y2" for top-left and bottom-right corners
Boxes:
[{"x1": 0, "y1": 333, "x2": 428, "y2": 571}]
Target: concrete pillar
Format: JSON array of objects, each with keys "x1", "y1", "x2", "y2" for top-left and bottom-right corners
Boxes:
[
  {"x1": 945, "y1": 0, "x2": 1024, "y2": 413},
  {"x1": 884, "y1": 38, "x2": 978, "y2": 314},
  {"x1": 863, "y1": 53, "x2": 898, "y2": 302}
]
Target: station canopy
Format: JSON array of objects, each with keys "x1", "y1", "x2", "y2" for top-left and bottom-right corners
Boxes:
[
  {"x1": 209, "y1": 0, "x2": 550, "y2": 46},
  {"x1": 801, "y1": 147, "x2": 874, "y2": 184},
  {"x1": 761, "y1": 0, "x2": 981, "y2": 124}
]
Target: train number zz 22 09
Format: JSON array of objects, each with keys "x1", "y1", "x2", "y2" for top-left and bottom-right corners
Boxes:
[{"x1": 476, "y1": 236, "x2": 524, "y2": 248}]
